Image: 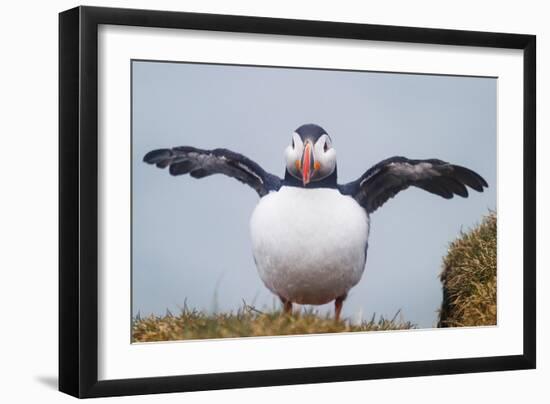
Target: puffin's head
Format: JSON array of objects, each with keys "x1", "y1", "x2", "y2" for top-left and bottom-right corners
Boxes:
[{"x1": 284, "y1": 124, "x2": 337, "y2": 186}]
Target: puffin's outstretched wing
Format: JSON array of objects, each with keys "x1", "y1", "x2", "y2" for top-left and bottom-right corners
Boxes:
[
  {"x1": 143, "y1": 146, "x2": 282, "y2": 197},
  {"x1": 339, "y1": 156, "x2": 488, "y2": 214}
]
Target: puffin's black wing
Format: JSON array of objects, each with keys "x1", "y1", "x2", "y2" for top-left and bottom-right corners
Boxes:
[
  {"x1": 339, "y1": 156, "x2": 488, "y2": 214},
  {"x1": 143, "y1": 146, "x2": 282, "y2": 197}
]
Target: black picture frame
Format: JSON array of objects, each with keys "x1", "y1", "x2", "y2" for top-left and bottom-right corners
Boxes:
[{"x1": 59, "y1": 5, "x2": 536, "y2": 398}]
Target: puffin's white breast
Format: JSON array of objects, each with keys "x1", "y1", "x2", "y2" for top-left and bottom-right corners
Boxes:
[{"x1": 249, "y1": 186, "x2": 369, "y2": 305}]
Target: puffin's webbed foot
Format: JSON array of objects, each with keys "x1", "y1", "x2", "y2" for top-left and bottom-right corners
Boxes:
[
  {"x1": 334, "y1": 294, "x2": 347, "y2": 322},
  {"x1": 280, "y1": 296, "x2": 293, "y2": 315}
]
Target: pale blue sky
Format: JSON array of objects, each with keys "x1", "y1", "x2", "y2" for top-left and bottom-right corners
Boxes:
[{"x1": 132, "y1": 60, "x2": 496, "y2": 328}]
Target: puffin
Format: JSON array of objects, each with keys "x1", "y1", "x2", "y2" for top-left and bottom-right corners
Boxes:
[{"x1": 144, "y1": 123, "x2": 488, "y2": 321}]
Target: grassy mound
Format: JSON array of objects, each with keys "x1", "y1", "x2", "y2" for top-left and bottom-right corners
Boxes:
[
  {"x1": 438, "y1": 212, "x2": 497, "y2": 327},
  {"x1": 132, "y1": 306, "x2": 414, "y2": 342}
]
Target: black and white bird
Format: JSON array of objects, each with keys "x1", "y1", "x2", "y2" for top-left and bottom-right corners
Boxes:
[{"x1": 144, "y1": 123, "x2": 488, "y2": 321}]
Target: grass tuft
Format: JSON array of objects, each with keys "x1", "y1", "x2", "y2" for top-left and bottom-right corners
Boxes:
[
  {"x1": 438, "y1": 212, "x2": 497, "y2": 327},
  {"x1": 132, "y1": 304, "x2": 414, "y2": 342}
]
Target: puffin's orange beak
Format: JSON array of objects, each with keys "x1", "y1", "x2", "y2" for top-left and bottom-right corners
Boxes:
[{"x1": 301, "y1": 142, "x2": 313, "y2": 185}]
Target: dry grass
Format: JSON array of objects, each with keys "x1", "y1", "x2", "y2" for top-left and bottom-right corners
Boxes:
[
  {"x1": 132, "y1": 305, "x2": 414, "y2": 342},
  {"x1": 438, "y1": 212, "x2": 497, "y2": 327}
]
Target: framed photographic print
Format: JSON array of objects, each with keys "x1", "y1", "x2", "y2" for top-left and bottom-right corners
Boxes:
[{"x1": 59, "y1": 5, "x2": 536, "y2": 398}]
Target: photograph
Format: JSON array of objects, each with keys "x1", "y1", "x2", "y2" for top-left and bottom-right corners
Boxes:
[
  {"x1": 131, "y1": 60, "x2": 496, "y2": 343},
  {"x1": 55, "y1": 4, "x2": 538, "y2": 398}
]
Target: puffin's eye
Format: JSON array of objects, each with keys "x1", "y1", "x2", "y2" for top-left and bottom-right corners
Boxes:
[
  {"x1": 292, "y1": 139, "x2": 295, "y2": 149},
  {"x1": 324, "y1": 141, "x2": 329, "y2": 152}
]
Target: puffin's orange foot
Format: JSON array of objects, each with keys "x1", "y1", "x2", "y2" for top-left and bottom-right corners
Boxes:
[
  {"x1": 334, "y1": 294, "x2": 347, "y2": 322},
  {"x1": 284, "y1": 300, "x2": 293, "y2": 315},
  {"x1": 280, "y1": 297, "x2": 293, "y2": 316}
]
